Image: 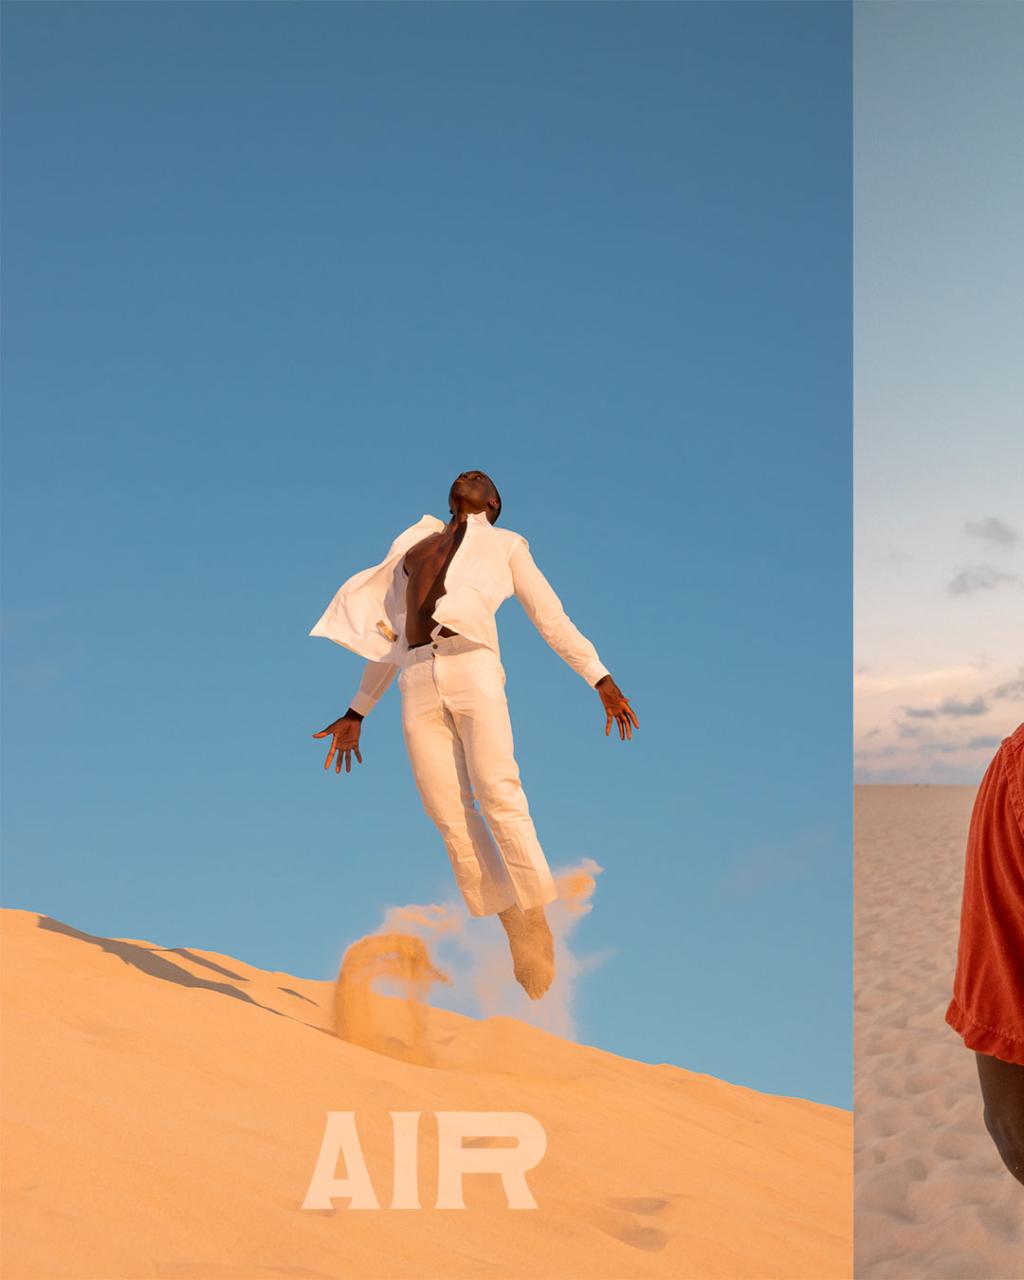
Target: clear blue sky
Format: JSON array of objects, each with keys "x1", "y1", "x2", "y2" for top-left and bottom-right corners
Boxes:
[{"x1": 2, "y1": 2, "x2": 851, "y2": 1107}]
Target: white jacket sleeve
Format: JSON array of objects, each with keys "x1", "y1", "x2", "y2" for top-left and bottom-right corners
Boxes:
[
  {"x1": 349, "y1": 659, "x2": 399, "y2": 716},
  {"x1": 509, "y1": 537, "x2": 610, "y2": 687}
]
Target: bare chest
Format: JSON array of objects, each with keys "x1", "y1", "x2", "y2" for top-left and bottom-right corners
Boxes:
[{"x1": 402, "y1": 527, "x2": 466, "y2": 595}]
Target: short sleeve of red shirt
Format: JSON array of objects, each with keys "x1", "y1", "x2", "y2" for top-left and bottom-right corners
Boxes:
[{"x1": 945, "y1": 722, "x2": 1024, "y2": 1066}]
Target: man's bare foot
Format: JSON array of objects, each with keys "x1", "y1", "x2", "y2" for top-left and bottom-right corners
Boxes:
[{"x1": 498, "y1": 904, "x2": 555, "y2": 999}]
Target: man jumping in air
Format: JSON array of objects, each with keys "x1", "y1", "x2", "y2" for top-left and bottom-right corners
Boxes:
[{"x1": 309, "y1": 470, "x2": 638, "y2": 1000}]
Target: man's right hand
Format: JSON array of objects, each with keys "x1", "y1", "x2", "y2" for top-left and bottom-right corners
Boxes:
[
  {"x1": 312, "y1": 710, "x2": 364, "y2": 774},
  {"x1": 595, "y1": 675, "x2": 639, "y2": 741}
]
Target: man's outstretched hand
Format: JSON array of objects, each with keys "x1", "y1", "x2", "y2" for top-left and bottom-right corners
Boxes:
[
  {"x1": 595, "y1": 675, "x2": 639, "y2": 741},
  {"x1": 312, "y1": 710, "x2": 364, "y2": 774}
]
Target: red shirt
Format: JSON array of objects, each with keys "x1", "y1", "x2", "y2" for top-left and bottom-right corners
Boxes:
[{"x1": 946, "y1": 722, "x2": 1024, "y2": 1066}]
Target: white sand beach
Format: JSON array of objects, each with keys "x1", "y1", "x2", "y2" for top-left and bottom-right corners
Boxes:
[{"x1": 855, "y1": 784, "x2": 1024, "y2": 1279}]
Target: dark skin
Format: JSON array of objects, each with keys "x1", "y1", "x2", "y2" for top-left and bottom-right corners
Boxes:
[
  {"x1": 976, "y1": 1052, "x2": 1024, "y2": 1186},
  {"x1": 313, "y1": 470, "x2": 639, "y2": 773}
]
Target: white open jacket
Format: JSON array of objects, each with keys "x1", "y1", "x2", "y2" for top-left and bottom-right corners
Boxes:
[{"x1": 308, "y1": 509, "x2": 610, "y2": 715}]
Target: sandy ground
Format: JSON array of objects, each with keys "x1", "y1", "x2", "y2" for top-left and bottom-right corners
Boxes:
[
  {"x1": 2, "y1": 907, "x2": 851, "y2": 1280},
  {"x1": 855, "y1": 784, "x2": 1024, "y2": 1279}
]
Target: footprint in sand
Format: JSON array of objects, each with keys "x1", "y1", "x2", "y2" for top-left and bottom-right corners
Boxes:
[
  {"x1": 615, "y1": 1225, "x2": 669, "y2": 1252},
  {"x1": 933, "y1": 1127, "x2": 982, "y2": 1161},
  {"x1": 904, "y1": 1070, "x2": 946, "y2": 1096},
  {"x1": 867, "y1": 1103, "x2": 911, "y2": 1138},
  {"x1": 927, "y1": 1249, "x2": 1005, "y2": 1280},
  {"x1": 606, "y1": 1196, "x2": 670, "y2": 1215},
  {"x1": 601, "y1": 1194, "x2": 673, "y2": 1252},
  {"x1": 976, "y1": 1202, "x2": 1024, "y2": 1241}
]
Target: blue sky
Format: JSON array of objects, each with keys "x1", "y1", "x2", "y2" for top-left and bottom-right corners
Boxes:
[
  {"x1": 2, "y1": 2, "x2": 851, "y2": 1107},
  {"x1": 855, "y1": 1, "x2": 1024, "y2": 783}
]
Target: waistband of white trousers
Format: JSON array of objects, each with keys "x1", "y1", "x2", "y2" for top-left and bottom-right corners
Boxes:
[{"x1": 401, "y1": 632, "x2": 490, "y2": 668}]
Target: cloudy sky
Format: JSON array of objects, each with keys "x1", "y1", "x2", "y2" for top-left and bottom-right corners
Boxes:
[{"x1": 855, "y1": 2, "x2": 1023, "y2": 783}]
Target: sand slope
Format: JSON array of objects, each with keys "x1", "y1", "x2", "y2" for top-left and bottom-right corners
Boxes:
[
  {"x1": 855, "y1": 785, "x2": 1024, "y2": 1279},
  {"x1": 2, "y1": 908, "x2": 850, "y2": 1280}
]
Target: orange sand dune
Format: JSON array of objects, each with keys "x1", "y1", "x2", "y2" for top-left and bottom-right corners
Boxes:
[{"x1": 1, "y1": 908, "x2": 851, "y2": 1279}]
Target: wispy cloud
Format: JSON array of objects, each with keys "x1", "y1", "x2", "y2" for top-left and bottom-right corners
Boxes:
[
  {"x1": 964, "y1": 516, "x2": 1019, "y2": 548},
  {"x1": 938, "y1": 695, "x2": 989, "y2": 717},
  {"x1": 855, "y1": 728, "x2": 1007, "y2": 777},
  {"x1": 904, "y1": 694, "x2": 988, "y2": 720},
  {"x1": 948, "y1": 563, "x2": 1019, "y2": 595},
  {"x1": 992, "y1": 670, "x2": 1024, "y2": 700}
]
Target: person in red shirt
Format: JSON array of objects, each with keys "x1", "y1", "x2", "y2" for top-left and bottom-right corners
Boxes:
[{"x1": 946, "y1": 721, "x2": 1024, "y2": 1185}]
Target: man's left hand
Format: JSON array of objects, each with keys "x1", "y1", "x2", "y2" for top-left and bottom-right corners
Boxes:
[{"x1": 596, "y1": 675, "x2": 639, "y2": 741}]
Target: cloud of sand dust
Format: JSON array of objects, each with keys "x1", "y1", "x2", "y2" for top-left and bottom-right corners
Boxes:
[
  {"x1": 331, "y1": 860, "x2": 609, "y2": 1062},
  {"x1": 333, "y1": 932, "x2": 450, "y2": 1065},
  {"x1": 376, "y1": 858, "x2": 609, "y2": 1042}
]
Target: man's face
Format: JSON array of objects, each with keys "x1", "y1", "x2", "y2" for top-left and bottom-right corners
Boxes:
[{"x1": 449, "y1": 470, "x2": 499, "y2": 521}]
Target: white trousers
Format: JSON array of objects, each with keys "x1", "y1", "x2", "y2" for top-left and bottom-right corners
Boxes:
[{"x1": 397, "y1": 633, "x2": 558, "y2": 917}]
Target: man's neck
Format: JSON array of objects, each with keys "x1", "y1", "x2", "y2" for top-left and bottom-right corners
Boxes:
[{"x1": 448, "y1": 507, "x2": 490, "y2": 530}]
